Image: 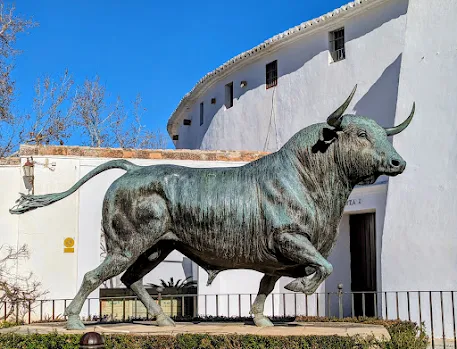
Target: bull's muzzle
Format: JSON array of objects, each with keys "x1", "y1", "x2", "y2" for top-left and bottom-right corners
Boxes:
[{"x1": 388, "y1": 157, "x2": 406, "y2": 175}]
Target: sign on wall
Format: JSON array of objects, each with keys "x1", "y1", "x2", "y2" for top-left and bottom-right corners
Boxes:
[
  {"x1": 64, "y1": 237, "x2": 75, "y2": 253},
  {"x1": 346, "y1": 198, "x2": 362, "y2": 207}
]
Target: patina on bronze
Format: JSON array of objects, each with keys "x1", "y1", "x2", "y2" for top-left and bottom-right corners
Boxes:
[{"x1": 9, "y1": 85, "x2": 415, "y2": 329}]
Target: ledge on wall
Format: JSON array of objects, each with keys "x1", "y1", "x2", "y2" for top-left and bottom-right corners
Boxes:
[
  {"x1": 17, "y1": 144, "x2": 270, "y2": 163},
  {"x1": 0, "y1": 157, "x2": 20, "y2": 166}
]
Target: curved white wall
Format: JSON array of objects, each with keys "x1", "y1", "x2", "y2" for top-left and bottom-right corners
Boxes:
[
  {"x1": 176, "y1": 0, "x2": 409, "y2": 151},
  {"x1": 382, "y1": 0, "x2": 457, "y2": 339}
]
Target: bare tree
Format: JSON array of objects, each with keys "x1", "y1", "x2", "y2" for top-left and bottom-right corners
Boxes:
[
  {"x1": 72, "y1": 76, "x2": 118, "y2": 147},
  {"x1": 0, "y1": 2, "x2": 36, "y2": 157},
  {"x1": 24, "y1": 69, "x2": 75, "y2": 146},
  {"x1": 0, "y1": 3, "x2": 36, "y2": 58},
  {"x1": 112, "y1": 94, "x2": 168, "y2": 149},
  {"x1": 0, "y1": 244, "x2": 47, "y2": 322}
]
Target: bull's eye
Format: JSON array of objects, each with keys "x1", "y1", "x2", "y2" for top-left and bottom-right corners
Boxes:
[{"x1": 358, "y1": 131, "x2": 367, "y2": 138}]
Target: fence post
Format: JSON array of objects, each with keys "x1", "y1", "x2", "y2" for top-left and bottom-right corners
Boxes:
[
  {"x1": 338, "y1": 284, "x2": 344, "y2": 319},
  {"x1": 192, "y1": 295, "x2": 197, "y2": 318}
]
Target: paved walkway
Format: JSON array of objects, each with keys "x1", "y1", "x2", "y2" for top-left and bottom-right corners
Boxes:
[{"x1": 0, "y1": 321, "x2": 390, "y2": 340}]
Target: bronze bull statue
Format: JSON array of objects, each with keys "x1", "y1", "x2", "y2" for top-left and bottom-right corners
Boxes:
[{"x1": 10, "y1": 85, "x2": 415, "y2": 329}]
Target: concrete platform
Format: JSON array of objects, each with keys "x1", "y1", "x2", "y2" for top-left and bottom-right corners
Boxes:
[{"x1": 0, "y1": 321, "x2": 391, "y2": 341}]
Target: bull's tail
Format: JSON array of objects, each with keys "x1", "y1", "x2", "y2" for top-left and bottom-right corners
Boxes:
[{"x1": 9, "y1": 159, "x2": 138, "y2": 215}]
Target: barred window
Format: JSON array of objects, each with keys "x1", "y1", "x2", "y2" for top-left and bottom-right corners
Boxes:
[
  {"x1": 266, "y1": 60, "x2": 278, "y2": 89},
  {"x1": 329, "y1": 28, "x2": 346, "y2": 62}
]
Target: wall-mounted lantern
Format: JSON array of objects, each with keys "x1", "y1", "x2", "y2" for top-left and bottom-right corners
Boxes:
[
  {"x1": 22, "y1": 157, "x2": 34, "y2": 194},
  {"x1": 240, "y1": 80, "x2": 247, "y2": 88}
]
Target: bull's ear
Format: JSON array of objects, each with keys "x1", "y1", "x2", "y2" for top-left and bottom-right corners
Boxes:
[
  {"x1": 319, "y1": 127, "x2": 338, "y2": 144},
  {"x1": 312, "y1": 127, "x2": 338, "y2": 153}
]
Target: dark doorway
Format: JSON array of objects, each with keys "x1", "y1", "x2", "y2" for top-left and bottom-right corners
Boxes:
[{"x1": 349, "y1": 212, "x2": 377, "y2": 317}]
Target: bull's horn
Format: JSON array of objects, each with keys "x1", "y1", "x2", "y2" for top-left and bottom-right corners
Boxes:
[
  {"x1": 327, "y1": 84, "x2": 357, "y2": 128},
  {"x1": 385, "y1": 102, "x2": 415, "y2": 136}
]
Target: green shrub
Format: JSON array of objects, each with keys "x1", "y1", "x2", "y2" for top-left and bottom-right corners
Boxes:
[
  {"x1": 0, "y1": 331, "x2": 427, "y2": 349},
  {"x1": 295, "y1": 316, "x2": 428, "y2": 349},
  {"x1": 0, "y1": 320, "x2": 21, "y2": 329},
  {"x1": 0, "y1": 316, "x2": 428, "y2": 348}
]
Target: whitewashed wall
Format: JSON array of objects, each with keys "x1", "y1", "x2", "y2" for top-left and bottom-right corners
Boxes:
[
  {"x1": 0, "y1": 158, "x2": 81, "y2": 319},
  {"x1": 176, "y1": 0, "x2": 408, "y2": 152},
  {"x1": 382, "y1": 0, "x2": 457, "y2": 340},
  {"x1": 0, "y1": 165, "x2": 21, "y2": 249}
]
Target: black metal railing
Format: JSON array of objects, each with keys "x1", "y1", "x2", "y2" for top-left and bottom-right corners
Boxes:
[{"x1": 1, "y1": 287, "x2": 456, "y2": 349}]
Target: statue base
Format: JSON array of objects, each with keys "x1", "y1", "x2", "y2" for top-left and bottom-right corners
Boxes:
[{"x1": 0, "y1": 321, "x2": 390, "y2": 341}]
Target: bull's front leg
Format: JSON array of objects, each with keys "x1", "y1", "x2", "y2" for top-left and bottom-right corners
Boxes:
[
  {"x1": 250, "y1": 274, "x2": 280, "y2": 327},
  {"x1": 276, "y1": 232, "x2": 333, "y2": 295}
]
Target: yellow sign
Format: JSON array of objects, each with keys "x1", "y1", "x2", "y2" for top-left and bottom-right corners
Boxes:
[
  {"x1": 64, "y1": 237, "x2": 75, "y2": 253},
  {"x1": 64, "y1": 237, "x2": 75, "y2": 247}
]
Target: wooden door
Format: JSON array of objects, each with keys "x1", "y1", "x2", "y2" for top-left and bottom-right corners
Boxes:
[{"x1": 349, "y1": 212, "x2": 377, "y2": 317}]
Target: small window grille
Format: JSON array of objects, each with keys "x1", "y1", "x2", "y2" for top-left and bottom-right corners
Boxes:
[
  {"x1": 329, "y1": 28, "x2": 346, "y2": 62},
  {"x1": 200, "y1": 102, "x2": 204, "y2": 126},
  {"x1": 266, "y1": 60, "x2": 278, "y2": 89},
  {"x1": 225, "y1": 82, "x2": 233, "y2": 109}
]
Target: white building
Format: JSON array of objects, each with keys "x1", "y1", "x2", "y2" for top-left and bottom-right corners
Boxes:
[
  {"x1": 166, "y1": 0, "x2": 457, "y2": 339},
  {"x1": 1, "y1": 0, "x2": 456, "y2": 341},
  {"x1": 169, "y1": 0, "x2": 410, "y2": 152}
]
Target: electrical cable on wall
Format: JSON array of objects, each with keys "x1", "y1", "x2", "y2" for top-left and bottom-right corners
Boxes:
[{"x1": 263, "y1": 86, "x2": 279, "y2": 152}]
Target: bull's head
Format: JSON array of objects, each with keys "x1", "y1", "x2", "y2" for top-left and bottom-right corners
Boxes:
[{"x1": 323, "y1": 85, "x2": 415, "y2": 185}]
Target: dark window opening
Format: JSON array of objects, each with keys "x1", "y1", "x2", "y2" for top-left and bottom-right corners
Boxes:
[
  {"x1": 225, "y1": 82, "x2": 234, "y2": 109},
  {"x1": 329, "y1": 28, "x2": 346, "y2": 62},
  {"x1": 266, "y1": 60, "x2": 278, "y2": 89},
  {"x1": 200, "y1": 102, "x2": 204, "y2": 126}
]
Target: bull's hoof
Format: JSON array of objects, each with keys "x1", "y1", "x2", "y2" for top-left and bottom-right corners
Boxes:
[
  {"x1": 253, "y1": 315, "x2": 274, "y2": 327},
  {"x1": 284, "y1": 278, "x2": 316, "y2": 295},
  {"x1": 66, "y1": 315, "x2": 85, "y2": 330},
  {"x1": 156, "y1": 313, "x2": 175, "y2": 327}
]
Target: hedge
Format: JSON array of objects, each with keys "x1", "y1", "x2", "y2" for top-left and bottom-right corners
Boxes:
[{"x1": 0, "y1": 317, "x2": 428, "y2": 349}]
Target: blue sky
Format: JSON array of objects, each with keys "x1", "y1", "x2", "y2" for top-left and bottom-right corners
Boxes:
[{"x1": 11, "y1": 0, "x2": 349, "y2": 148}]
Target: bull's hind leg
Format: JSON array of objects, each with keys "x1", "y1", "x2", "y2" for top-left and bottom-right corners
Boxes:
[
  {"x1": 65, "y1": 252, "x2": 131, "y2": 330},
  {"x1": 276, "y1": 232, "x2": 333, "y2": 295},
  {"x1": 250, "y1": 275, "x2": 280, "y2": 327},
  {"x1": 121, "y1": 244, "x2": 175, "y2": 326}
]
